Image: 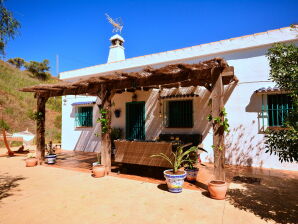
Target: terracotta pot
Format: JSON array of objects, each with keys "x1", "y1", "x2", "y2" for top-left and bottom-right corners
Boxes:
[
  {"x1": 208, "y1": 180, "x2": 228, "y2": 200},
  {"x1": 25, "y1": 158, "x2": 37, "y2": 167},
  {"x1": 92, "y1": 165, "x2": 106, "y2": 178},
  {"x1": 185, "y1": 168, "x2": 199, "y2": 182},
  {"x1": 163, "y1": 169, "x2": 187, "y2": 193}
]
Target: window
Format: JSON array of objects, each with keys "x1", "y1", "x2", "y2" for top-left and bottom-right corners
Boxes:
[
  {"x1": 164, "y1": 100, "x2": 193, "y2": 128},
  {"x1": 75, "y1": 106, "x2": 93, "y2": 128},
  {"x1": 262, "y1": 94, "x2": 293, "y2": 128}
]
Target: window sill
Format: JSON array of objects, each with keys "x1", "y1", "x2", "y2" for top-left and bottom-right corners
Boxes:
[
  {"x1": 164, "y1": 127, "x2": 193, "y2": 129},
  {"x1": 75, "y1": 126, "x2": 93, "y2": 129}
]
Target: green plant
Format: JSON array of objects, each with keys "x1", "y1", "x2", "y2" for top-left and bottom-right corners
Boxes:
[
  {"x1": 265, "y1": 43, "x2": 298, "y2": 162},
  {"x1": 31, "y1": 111, "x2": 44, "y2": 121},
  {"x1": 151, "y1": 143, "x2": 198, "y2": 174},
  {"x1": 265, "y1": 128, "x2": 298, "y2": 163},
  {"x1": 0, "y1": 0, "x2": 21, "y2": 54},
  {"x1": 207, "y1": 107, "x2": 230, "y2": 133},
  {"x1": 24, "y1": 59, "x2": 51, "y2": 80},
  {"x1": 0, "y1": 119, "x2": 10, "y2": 130},
  {"x1": 7, "y1": 57, "x2": 25, "y2": 68},
  {"x1": 111, "y1": 128, "x2": 122, "y2": 140},
  {"x1": 97, "y1": 108, "x2": 109, "y2": 134}
]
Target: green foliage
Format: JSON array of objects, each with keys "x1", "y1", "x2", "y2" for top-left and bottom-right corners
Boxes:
[
  {"x1": 0, "y1": 0, "x2": 20, "y2": 54},
  {"x1": 54, "y1": 114, "x2": 62, "y2": 129},
  {"x1": 207, "y1": 107, "x2": 230, "y2": 133},
  {"x1": 151, "y1": 144, "x2": 198, "y2": 173},
  {"x1": 265, "y1": 43, "x2": 298, "y2": 162},
  {"x1": 266, "y1": 43, "x2": 298, "y2": 94},
  {"x1": 111, "y1": 127, "x2": 122, "y2": 141},
  {"x1": 97, "y1": 108, "x2": 109, "y2": 134},
  {"x1": 24, "y1": 59, "x2": 51, "y2": 80},
  {"x1": 183, "y1": 147, "x2": 206, "y2": 170},
  {"x1": 7, "y1": 57, "x2": 25, "y2": 68},
  {"x1": 265, "y1": 129, "x2": 298, "y2": 163},
  {"x1": 0, "y1": 119, "x2": 9, "y2": 130},
  {"x1": 47, "y1": 97, "x2": 62, "y2": 112}
]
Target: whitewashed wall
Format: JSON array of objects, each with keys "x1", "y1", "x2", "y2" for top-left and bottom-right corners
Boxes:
[
  {"x1": 60, "y1": 27, "x2": 298, "y2": 171},
  {"x1": 61, "y1": 95, "x2": 101, "y2": 152}
]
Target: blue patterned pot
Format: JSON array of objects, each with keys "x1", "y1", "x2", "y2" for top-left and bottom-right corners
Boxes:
[
  {"x1": 163, "y1": 169, "x2": 187, "y2": 193},
  {"x1": 45, "y1": 154, "x2": 57, "y2": 164},
  {"x1": 185, "y1": 168, "x2": 199, "y2": 182}
]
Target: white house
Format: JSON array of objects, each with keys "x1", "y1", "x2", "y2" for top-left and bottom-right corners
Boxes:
[{"x1": 59, "y1": 26, "x2": 298, "y2": 171}]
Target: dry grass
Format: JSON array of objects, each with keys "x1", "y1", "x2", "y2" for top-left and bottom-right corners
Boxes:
[{"x1": 0, "y1": 60, "x2": 61, "y2": 142}]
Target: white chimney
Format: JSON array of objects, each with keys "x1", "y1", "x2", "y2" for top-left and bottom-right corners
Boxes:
[{"x1": 107, "y1": 34, "x2": 125, "y2": 63}]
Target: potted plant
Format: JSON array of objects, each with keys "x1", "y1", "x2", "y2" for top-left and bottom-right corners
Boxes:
[
  {"x1": 184, "y1": 147, "x2": 207, "y2": 182},
  {"x1": 207, "y1": 108, "x2": 229, "y2": 200},
  {"x1": 92, "y1": 153, "x2": 105, "y2": 178},
  {"x1": 151, "y1": 143, "x2": 198, "y2": 193},
  {"x1": 25, "y1": 153, "x2": 37, "y2": 167},
  {"x1": 45, "y1": 141, "x2": 57, "y2": 164}
]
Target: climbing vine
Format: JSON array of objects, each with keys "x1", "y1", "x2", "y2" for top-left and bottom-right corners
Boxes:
[
  {"x1": 207, "y1": 107, "x2": 230, "y2": 151},
  {"x1": 97, "y1": 108, "x2": 109, "y2": 134}
]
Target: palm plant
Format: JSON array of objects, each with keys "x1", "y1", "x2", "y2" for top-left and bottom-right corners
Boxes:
[{"x1": 151, "y1": 143, "x2": 198, "y2": 174}]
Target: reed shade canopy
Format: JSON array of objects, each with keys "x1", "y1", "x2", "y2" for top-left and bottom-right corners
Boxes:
[{"x1": 20, "y1": 57, "x2": 238, "y2": 179}]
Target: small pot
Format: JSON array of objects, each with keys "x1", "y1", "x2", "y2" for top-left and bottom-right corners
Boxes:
[
  {"x1": 185, "y1": 168, "x2": 199, "y2": 182},
  {"x1": 92, "y1": 165, "x2": 106, "y2": 178},
  {"x1": 208, "y1": 180, "x2": 228, "y2": 200},
  {"x1": 45, "y1": 154, "x2": 57, "y2": 164},
  {"x1": 92, "y1": 161, "x2": 100, "y2": 167},
  {"x1": 163, "y1": 169, "x2": 186, "y2": 193},
  {"x1": 25, "y1": 158, "x2": 37, "y2": 167}
]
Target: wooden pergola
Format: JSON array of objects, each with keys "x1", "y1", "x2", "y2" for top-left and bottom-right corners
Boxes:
[{"x1": 21, "y1": 57, "x2": 238, "y2": 180}]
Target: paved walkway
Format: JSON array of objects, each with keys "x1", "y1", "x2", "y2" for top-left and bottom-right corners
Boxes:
[{"x1": 0, "y1": 150, "x2": 297, "y2": 223}]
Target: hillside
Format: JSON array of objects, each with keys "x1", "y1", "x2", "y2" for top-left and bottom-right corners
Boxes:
[{"x1": 0, "y1": 60, "x2": 61, "y2": 143}]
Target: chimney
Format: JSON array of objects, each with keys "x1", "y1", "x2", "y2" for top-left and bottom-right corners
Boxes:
[{"x1": 107, "y1": 34, "x2": 125, "y2": 63}]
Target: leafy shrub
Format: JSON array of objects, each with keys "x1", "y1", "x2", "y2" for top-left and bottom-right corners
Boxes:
[{"x1": 265, "y1": 129, "x2": 298, "y2": 163}]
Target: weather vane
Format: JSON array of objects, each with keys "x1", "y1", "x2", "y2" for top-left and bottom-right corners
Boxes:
[{"x1": 105, "y1": 13, "x2": 123, "y2": 33}]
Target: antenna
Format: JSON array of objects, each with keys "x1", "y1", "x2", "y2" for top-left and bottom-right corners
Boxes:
[
  {"x1": 105, "y1": 13, "x2": 123, "y2": 33},
  {"x1": 56, "y1": 54, "x2": 59, "y2": 77}
]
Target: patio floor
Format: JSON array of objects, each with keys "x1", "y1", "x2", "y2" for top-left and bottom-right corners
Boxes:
[{"x1": 0, "y1": 148, "x2": 297, "y2": 223}]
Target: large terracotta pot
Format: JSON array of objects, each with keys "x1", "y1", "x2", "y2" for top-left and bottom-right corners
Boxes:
[
  {"x1": 164, "y1": 169, "x2": 186, "y2": 193},
  {"x1": 208, "y1": 180, "x2": 228, "y2": 200},
  {"x1": 92, "y1": 165, "x2": 106, "y2": 178},
  {"x1": 185, "y1": 168, "x2": 199, "y2": 182},
  {"x1": 25, "y1": 158, "x2": 37, "y2": 167}
]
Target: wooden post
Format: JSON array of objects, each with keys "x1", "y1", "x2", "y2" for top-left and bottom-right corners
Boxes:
[
  {"x1": 100, "y1": 85, "x2": 112, "y2": 174},
  {"x1": 211, "y1": 74, "x2": 225, "y2": 181},
  {"x1": 36, "y1": 95, "x2": 48, "y2": 164},
  {"x1": 2, "y1": 129, "x2": 14, "y2": 156}
]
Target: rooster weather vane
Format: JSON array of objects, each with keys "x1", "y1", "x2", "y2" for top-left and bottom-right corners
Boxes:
[{"x1": 105, "y1": 13, "x2": 123, "y2": 33}]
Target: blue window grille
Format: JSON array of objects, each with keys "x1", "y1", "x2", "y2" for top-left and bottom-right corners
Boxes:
[
  {"x1": 165, "y1": 100, "x2": 193, "y2": 128},
  {"x1": 75, "y1": 106, "x2": 93, "y2": 127},
  {"x1": 261, "y1": 94, "x2": 293, "y2": 127}
]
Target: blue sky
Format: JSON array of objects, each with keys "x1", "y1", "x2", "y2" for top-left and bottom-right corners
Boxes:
[{"x1": 3, "y1": 0, "x2": 298, "y2": 76}]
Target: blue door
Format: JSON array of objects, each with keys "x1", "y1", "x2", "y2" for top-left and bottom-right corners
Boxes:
[{"x1": 126, "y1": 101, "x2": 145, "y2": 140}]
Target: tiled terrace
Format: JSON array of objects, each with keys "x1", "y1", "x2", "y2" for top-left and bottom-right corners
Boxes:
[{"x1": 43, "y1": 150, "x2": 298, "y2": 192}]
